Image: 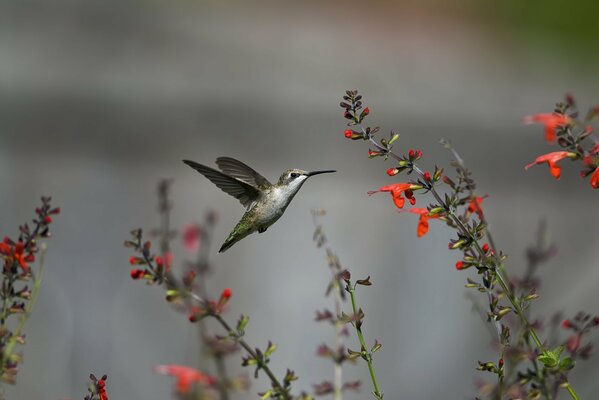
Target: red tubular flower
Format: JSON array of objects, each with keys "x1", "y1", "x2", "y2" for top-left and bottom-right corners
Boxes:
[
  {"x1": 154, "y1": 365, "x2": 215, "y2": 394},
  {"x1": 344, "y1": 129, "x2": 353, "y2": 138},
  {"x1": 402, "y1": 208, "x2": 440, "y2": 237},
  {"x1": 386, "y1": 168, "x2": 399, "y2": 176},
  {"x1": 523, "y1": 113, "x2": 571, "y2": 143},
  {"x1": 466, "y1": 195, "x2": 487, "y2": 220},
  {"x1": 182, "y1": 224, "x2": 201, "y2": 252},
  {"x1": 590, "y1": 167, "x2": 599, "y2": 189},
  {"x1": 2, "y1": 241, "x2": 33, "y2": 272},
  {"x1": 525, "y1": 151, "x2": 577, "y2": 180},
  {"x1": 97, "y1": 376, "x2": 108, "y2": 400},
  {"x1": 368, "y1": 183, "x2": 422, "y2": 209}
]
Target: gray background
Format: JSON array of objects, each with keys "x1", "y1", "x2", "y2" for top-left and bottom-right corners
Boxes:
[{"x1": 1, "y1": 1, "x2": 598, "y2": 399}]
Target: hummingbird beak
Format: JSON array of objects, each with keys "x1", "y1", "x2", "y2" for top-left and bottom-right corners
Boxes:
[{"x1": 306, "y1": 170, "x2": 336, "y2": 177}]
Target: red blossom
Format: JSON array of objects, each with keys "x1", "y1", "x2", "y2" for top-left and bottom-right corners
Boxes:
[
  {"x1": 402, "y1": 208, "x2": 440, "y2": 237},
  {"x1": 97, "y1": 376, "x2": 108, "y2": 400},
  {"x1": 344, "y1": 129, "x2": 353, "y2": 138},
  {"x1": 182, "y1": 224, "x2": 201, "y2": 252},
  {"x1": 590, "y1": 167, "x2": 599, "y2": 189},
  {"x1": 423, "y1": 171, "x2": 431, "y2": 182},
  {"x1": 363, "y1": 107, "x2": 370, "y2": 116},
  {"x1": 1, "y1": 241, "x2": 33, "y2": 272},
  {"x1": 154, "y1": 364, "x2": 215, "y2": 394},
  {"x1": 523, "y1": 113, "x2": 571, "y2": 143},
  {"x1": 482, "y1": 243, "x2": 490, "y2": 253},
  {"x1": 467, "y1": 196, "x2": 487, "y2": 220},
  {"x1": 368, "y1": 183, "x2": 422, "y2": 209},
  {"x1": 525, "y1": 151, "x2": 577, "y2": 180},
  {"x1": 455, "y1": 261, "x2": 465, "y2": 270}
]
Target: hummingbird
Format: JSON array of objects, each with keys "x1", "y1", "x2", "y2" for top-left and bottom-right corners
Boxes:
[{"x1": 183, "y1": 157, "x2": 336, "y2": 253}]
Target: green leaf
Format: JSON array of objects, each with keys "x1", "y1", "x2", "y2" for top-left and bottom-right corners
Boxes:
[{"x1": 559, "y1": 357, "x2": 575, "y2": 371}]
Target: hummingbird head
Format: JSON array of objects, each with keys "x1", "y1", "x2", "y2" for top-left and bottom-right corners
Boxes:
[{"x1": 277, "y1": 168, "x2": 336, "y2": 191}]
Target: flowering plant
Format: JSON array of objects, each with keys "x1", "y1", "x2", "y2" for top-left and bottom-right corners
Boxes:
[{"x1": 340, "y1": 90, "x2": 598, "y2": 400}]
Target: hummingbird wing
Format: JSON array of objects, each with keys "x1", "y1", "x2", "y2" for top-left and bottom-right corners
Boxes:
[
  {"x1": 183, "y1": 160, "x2": 261, "y2": 209},
  {"x1": 215, "y1": 157, "x2": 272, "y2": 190}
]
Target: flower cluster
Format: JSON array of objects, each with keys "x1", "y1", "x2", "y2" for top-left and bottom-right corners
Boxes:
[
  {"x1": 340, "y1": 90, "x2": 595, "y2": 400},
  {"x1": 523, "y1": 95, "x2": 599, "y2": 188},
  {"x1": 0, "y1": 197, "x2": 59, "y2": 385}
]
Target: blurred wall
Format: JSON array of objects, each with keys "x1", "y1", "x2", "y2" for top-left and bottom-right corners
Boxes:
[{"x1": 1, "y1": 1, "x2": 598, "y2": 399}]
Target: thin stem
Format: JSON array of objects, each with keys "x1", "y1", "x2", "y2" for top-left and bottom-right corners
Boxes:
[
  {"x1": 565, "y1": 383, "x2": 580, "y2": 400},
  {"x1": 213, "y1": 314, "x2": 290, "y2": 400},
  {"x1": 333, "y1": 282, "x2": 344, "y2": 400},
  {"x1": 214, "y1": 354, "x2": 230, "y2": 400},
  {"x1": 346, "y1": 285, "x2": 382, "y2": 399}
]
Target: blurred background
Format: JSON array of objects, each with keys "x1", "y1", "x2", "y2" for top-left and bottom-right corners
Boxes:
[{"x1": 1, "y1": 0, "x2": 598, "y2": 398}]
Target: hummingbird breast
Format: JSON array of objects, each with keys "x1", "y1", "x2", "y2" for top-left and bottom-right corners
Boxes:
[{"x1": 252, "y1": 186, "x2": 295, "y2": 228}]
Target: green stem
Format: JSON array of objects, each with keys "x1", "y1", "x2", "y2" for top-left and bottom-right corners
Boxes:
[
  {"x1": 564, "y1": 382, "x2": 580, "y2": 400},
  {"x1": 347, "y1": 285, "x2": 383, "y2": 399},
  {"x1": 213, "y1": 315, "x2": 290, "y2": 400}
]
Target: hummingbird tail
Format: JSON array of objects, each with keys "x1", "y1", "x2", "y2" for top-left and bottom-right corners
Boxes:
[{"x1": 218, "y1": 228, "x2": 251, "y2": 253}]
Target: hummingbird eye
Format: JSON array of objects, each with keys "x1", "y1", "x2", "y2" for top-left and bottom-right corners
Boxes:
[{"x1": 290, "y1": 172, "x2": 299, "y2": 178}]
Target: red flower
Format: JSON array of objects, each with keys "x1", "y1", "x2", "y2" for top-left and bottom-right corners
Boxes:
[
  {"x1": 590, "y1": 167, "x2": 599, "y2": 189},
  {"x1": 525, "y1": 151, "x2": 577, "y2": 180},
  {"x1": 182, "y1": 224, "x2": 201, "y2": 252},
  {"x1": 402, "y1": 208, "x2": 440, "y2": 237},
  {"x1": 154, "y1": 364, "x2": 215, "y2": 394},
  {"x1": 523, "y1": 113, "x2": 571, "y2": 143},
  {"x1": 0, "y1": 241, "x2": 33, "y2": 272},
  {"x1": 344, "y1": 129, "x2": 353, "y2": 138},
  {"x1": 97, "y1": 376, "x2": 108, "y2": 400},
  {"x1": 466, "y1": 196, "x2": 487, "y2": 220},
  {"x1": 368, "y1": 183, "x2": 422, "y2": 209}
]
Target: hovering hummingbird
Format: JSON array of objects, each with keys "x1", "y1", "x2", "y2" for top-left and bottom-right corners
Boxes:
[{"x1": 183, "y1": 157, "x2": 335, "y2": 252}]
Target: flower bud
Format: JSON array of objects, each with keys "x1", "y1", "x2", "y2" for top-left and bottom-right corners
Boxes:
[
  {"x1": 561, "y1": 319, "x2": 573, "y2": 329},
  {"x1": 130, "y1": 269, "x2": 145, "y2": 280}
]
